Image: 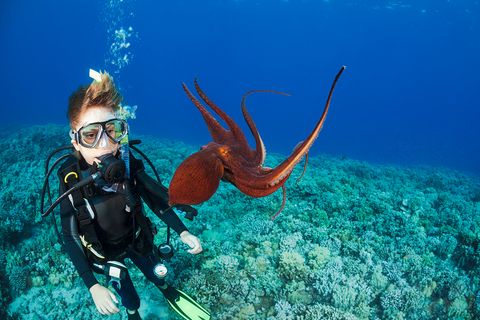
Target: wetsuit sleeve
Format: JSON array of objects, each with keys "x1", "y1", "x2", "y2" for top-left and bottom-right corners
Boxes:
[
  {"x1": 58, "y1": 181, "x2": 98, "y2": 290},
  {"x1": 134, "y1": 170, "x2": 188, "y2": 235}
]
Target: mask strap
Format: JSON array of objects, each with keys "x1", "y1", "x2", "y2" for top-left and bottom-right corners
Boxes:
[{"x1": 69, "y1": 130, "x2": 76, "y2": 141}]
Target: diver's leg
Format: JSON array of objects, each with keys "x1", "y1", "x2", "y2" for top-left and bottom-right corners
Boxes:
[
  {"x1": 128, "y1": 250, "x2": 211, "y2": 320},
  {"x1": 109, "y1": 270, "x2": 142, "y2": 318},
  {"x1": 128, "y1": 250, "x2": 166, "y2": 286}
]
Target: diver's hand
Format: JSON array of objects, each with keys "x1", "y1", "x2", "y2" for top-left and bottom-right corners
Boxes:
[
  {"x1": 89, "y1": 283, "x2": 120, "y2": 315},
  {"x1": 180, "y1": 231, "x2": 203, "y2": 254}
]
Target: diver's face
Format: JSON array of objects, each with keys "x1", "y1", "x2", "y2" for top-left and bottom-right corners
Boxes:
[{"x1": 71, "y1": 106, "x2": 119, "y2": 165}]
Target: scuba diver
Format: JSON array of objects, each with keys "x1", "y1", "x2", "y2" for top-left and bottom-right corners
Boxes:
[{"x1": 41, "y1": 70, "x2": 211, "y2": 320}]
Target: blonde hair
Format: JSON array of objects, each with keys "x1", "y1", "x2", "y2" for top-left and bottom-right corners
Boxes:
[{"x1": 68, "y1": 71, "x2": 122, "y2": 129}]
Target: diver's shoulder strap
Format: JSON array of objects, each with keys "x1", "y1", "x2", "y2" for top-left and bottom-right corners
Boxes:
[
  {"x1": 58, "y1": 156, "x2": 106, "y2": 262},
  {"x1": 129, "y1": 152, "x2": 146, "y2": 178},
  {"x1": 129, "y1": 154, "x2": 170, "y2": 211},
  {"x1": 57, "y1": 156, "x2": 86, "y2": 210}
]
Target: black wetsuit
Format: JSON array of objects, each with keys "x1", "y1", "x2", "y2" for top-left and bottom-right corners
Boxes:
[{"x1": 59, "y1": 155, "x2": 187, "y2": 309}]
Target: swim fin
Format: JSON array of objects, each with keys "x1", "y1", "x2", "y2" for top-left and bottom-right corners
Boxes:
[{"x1": 160, "y1": 285, "x2": 211, "y2": 320}]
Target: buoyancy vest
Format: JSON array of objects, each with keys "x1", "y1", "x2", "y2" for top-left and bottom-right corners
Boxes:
[{"x1": 58, "y1": 154, "x2": 156, "y2": 263}]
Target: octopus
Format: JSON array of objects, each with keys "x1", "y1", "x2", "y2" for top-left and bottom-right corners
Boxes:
[{"x1": 168, "y1": 66, "x2": 345, "y2": 219}]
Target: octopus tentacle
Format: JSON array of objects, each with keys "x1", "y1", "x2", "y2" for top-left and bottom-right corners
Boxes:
[
  {"x1": 194, "y1": 80, "x2": 251, "y2": 152},
  {"x1": 271, "y1": 185, "x2": 287, "y2": 220},
  {"x1": 238, "y1": 66, "x2": 346, "y2": 188},
  {"x1": 291, "y1": 140, "x2": 309, "y2": 184},
  {"x1": 295, "y1": 152, "x2": 309, "y2": 184},
  {"x1": 182, "y1": 83, "x2": 229, "y2": 143},
  {"x1": 241, "y1": 90, "x2": 290, "y2": 166},
  {"x1": 228, "y1": 167, "x2": 293, "y2": 198}
]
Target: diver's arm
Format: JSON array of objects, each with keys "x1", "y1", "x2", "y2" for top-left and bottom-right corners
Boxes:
[
  {"x1": 59, "y1": 182, "x2": 99, "y2": 290},
  {"x1": 156, "y1": 208, "x2": 188, "y2": 235},
  {"x1": 134, "y1": 170, "x2": 188, "y2": 235}
]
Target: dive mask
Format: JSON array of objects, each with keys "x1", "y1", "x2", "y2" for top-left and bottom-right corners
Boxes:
[{"x1": 70, "y1": 118, "x2": 128, "y2": 148}]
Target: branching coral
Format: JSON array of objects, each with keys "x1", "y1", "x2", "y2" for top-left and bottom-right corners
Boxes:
[{"x1": 2, "y1": 125, "x2": 480, "y2": 319}]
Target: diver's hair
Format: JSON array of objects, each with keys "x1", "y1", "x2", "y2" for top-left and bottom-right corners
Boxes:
[{"x1": 67, "y1": 71, "x2": 122, "y2": 129}]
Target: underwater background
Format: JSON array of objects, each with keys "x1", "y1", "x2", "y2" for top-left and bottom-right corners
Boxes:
[{"x1": 1, "y1": 0, "x2": 479, "y2": 319}]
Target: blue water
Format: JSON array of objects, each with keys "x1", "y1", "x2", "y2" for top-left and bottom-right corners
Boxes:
[{"x1": 1, "y1": 0, "x2": 479, "y2": 175}]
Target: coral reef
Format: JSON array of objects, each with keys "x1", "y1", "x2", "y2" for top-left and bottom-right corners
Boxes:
[{"x1": 1, "y1": 124, "x2": 479, "y2": 319}]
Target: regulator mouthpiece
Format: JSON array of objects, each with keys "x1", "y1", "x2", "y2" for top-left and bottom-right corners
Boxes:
[{"x1": 96, "y1": 153, "x2": 126, "y2": 184}]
